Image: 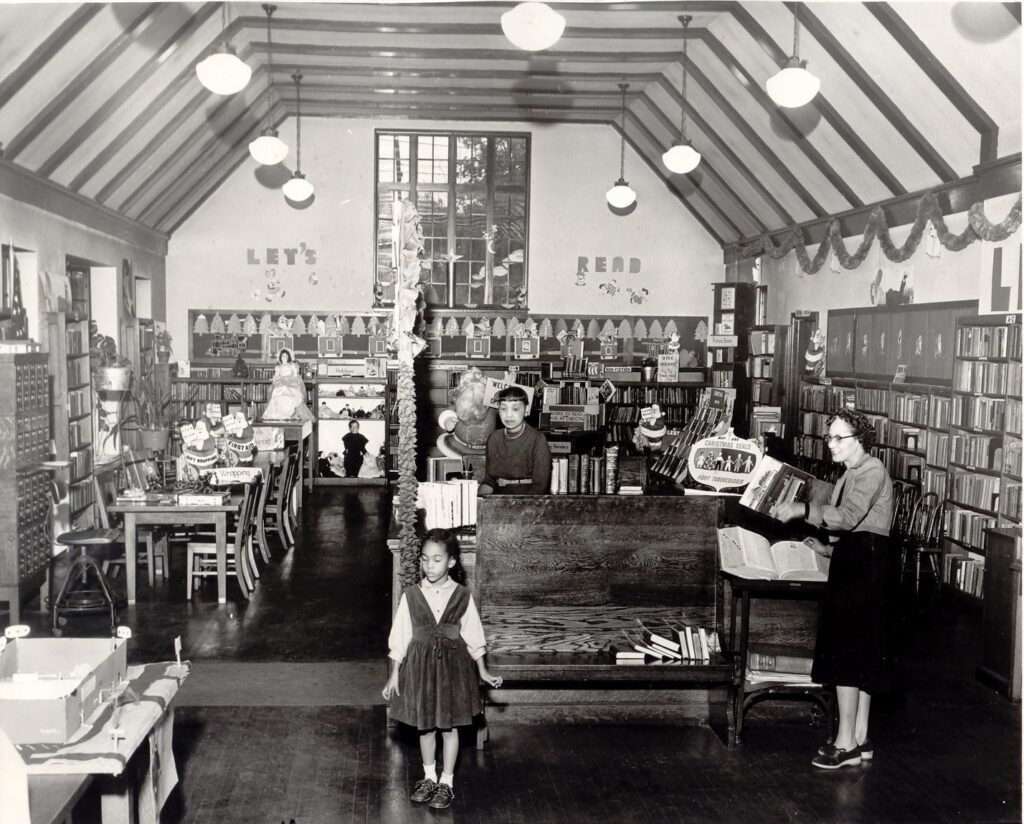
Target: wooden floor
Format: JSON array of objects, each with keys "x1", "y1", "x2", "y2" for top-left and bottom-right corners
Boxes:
[{"x1": 5, "y1": 488, "x2": 1021, "y2": 824}]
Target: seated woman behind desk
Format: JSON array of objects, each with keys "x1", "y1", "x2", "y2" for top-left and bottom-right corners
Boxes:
[{"x1": 479, "y1": 386, "x2": 551, "y2": 495}]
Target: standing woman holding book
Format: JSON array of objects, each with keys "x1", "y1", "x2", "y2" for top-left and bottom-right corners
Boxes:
[{"x1": 775, "y1": 408, "x2": 896, "y2": 770}]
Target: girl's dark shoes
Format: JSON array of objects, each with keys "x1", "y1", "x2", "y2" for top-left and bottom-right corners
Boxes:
[
  {"x1": 410, "y1": 779, "x2": 437, "y2": 803},
  {"x1": 818, "y1": 737, "x2": 873, "y2": 761},
  {"x1": 429, "y1": 784, "x2": 455, "y2": 809},
  {"x1": 812, "y1": 743, "x2": 862, "y2": 770}
]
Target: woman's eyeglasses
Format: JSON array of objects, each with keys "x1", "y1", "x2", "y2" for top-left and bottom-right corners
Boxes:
[{"x1": 821, "y1": 434, "x2": 857, "y2": 445}]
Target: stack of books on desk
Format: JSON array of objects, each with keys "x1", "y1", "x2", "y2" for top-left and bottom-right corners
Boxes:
[
  {"x1": 176, "y1": 492, "x2": 230, "y2": 506},
  {"x1": 746, "y1": 644, "x2": 818, "y2": 685}
]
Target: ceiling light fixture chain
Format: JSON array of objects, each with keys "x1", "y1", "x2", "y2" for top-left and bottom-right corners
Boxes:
[
  {"x1": 249, "y1": 4, "x2": 288, "y2": 166},
  {"x1": 662, "y1": 14, "x2": 701, "y2": 174},
  {"x1": 293, "y1": 71, "x2": 302, "y2": 171},
  {"x1": 283, "y1": 69, "x2": 314, "y2": 202},
  {"x1": 679, "y1": 15, "x2": 691, "y2": 141},
  {"x1": 618, "y1": 80, "x2": 627, "y2": 180},
  {"x1": 606, "y1": 78, "x2": 637, "y2": 209},
  {"x1": 766, "y1": 1, "x2": 820, "y2": 108},
  {"x1": 264, "y1": 4, "x2": 277, "y2": 125}
]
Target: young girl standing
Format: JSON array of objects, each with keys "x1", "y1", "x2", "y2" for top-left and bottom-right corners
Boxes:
[{"x1": 382, "y1": 529, "x2": 502, "y2": 809}]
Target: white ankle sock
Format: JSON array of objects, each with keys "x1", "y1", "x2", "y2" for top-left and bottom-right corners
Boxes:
[
  {"x1": 423, "y1": 764, "x2": 437, "y2": 782},
  {"x1": 439, "y1": 772, "x2": 454, "y2": 788}
]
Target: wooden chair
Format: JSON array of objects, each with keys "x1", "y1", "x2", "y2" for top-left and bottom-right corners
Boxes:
[
  {"x1": 94, "y1": 474, "x2": 165, "y2": 586},
  {"x1": 890, "y1": 480, "x2": 920, "y2": 539},
  {"x1": 900, "y1": 491, "x2": 946, "y2": 593},
  {"x1": 262, "y1": 445, "x2": 299, "y2": 550},
  {"x1": 185, "y1": 478, "x2": 262, "y2": 600}
]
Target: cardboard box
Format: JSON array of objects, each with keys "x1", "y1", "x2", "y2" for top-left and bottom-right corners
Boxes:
[{"x1": 0, "y1": 636, "x2": 128, "y2": 744}]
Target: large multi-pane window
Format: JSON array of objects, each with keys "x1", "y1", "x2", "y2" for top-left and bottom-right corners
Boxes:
[{"x1": 375, "y1": 131, "x2": 529, "y2": 309}]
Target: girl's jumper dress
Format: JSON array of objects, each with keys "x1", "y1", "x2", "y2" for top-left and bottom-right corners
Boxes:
[{"x1": 391, "y1": 583, "x2": 483, "y2": 730}]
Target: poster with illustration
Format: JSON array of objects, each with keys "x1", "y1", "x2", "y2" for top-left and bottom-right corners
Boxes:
[{"x1": 687, "y1": 429, "x2": 762, "y2": 492}]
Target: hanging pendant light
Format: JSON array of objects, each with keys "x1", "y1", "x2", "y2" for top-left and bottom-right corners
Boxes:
[
  {"x1": 766, "y1": 3, "x2": 820, "y2": 108},
  {"x1": 196, "y1": 4, "x2": 252, "y2": 95},
  {"x1": 249, "y1": 4, "x2": 289, "y2": 165},
  {"x1": 501, "y1": 2, "x2": 566, "y2": 51},
  {"x1": 283, "y1": 71, "x2": 314, "y2": 202},
  {"x1": 662, "y1": 15, "x2": 702, "y2": 175},
  {"x1": 606, "y1": 81, "x2": 637, "y2": 209}
]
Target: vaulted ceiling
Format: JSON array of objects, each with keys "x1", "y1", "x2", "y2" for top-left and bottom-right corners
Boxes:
[{"x1": 0, "y1": 1, "x2": 1019, "y2": 245}]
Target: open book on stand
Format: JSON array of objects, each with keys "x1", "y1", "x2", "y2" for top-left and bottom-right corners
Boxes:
[
  {"x1": 718, "y1": 526, "x2": 829, "y2": 582},
  {"x1": 739, "y1": 456, "x2": 813, "y2": 518}
]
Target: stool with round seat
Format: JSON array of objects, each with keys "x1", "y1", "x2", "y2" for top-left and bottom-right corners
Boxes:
[{"x1": 51, "y1": 526, "x2": 125, "y2": 636}]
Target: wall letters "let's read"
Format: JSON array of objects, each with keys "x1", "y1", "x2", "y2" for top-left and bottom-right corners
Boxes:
[
  {"x1": 577, "y1": 256, "x2": 641, "y2": 274},
  {"x1": 247, "y1": 244, "x2": 318, "y2": 266}
]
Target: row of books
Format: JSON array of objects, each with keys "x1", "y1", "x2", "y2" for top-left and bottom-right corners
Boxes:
[
  {"x1": 69, "y1": 449, "x2": 93, "y2": 484},
  {"x1": 610, "y1": 621, "x2": 722, "y2": 664},
  {"x1": 711, "y1": 347, "x2": 736, "y2": 364},
  {"x1": 751, "y1": 381, "x2": 775, "y2": 404},
  {"x1": 748, "y1": 330, "x2": 776, "y2": 356},
  {"x1": 540, "y1": 380, "x2": 599, "y2": 407},
  {"x1": 799, "y1": 384, "x2": 855, "y2": 414},
  {"x1": 949, "y1": 433, "x2": 1002, "y2": 471},
  {"x1": 66, "y1": 358, "x2": 87, "y2": 387},
  {"x1": 943, "y1": 552, "x2": 985, "y2": 597},
  {"x1": 748, "y1": 357, "x2": 773, "y2": 379},
  {"x1": 891, "y1": 392, "x2": 930, "y2": 426},
  {"x1": 416, "y1": 480, "x2": 479, "y2": 529},
  {"x1": 603, "y1": 405, "x2": 694, "y2": 426},
  {"x1": 1005, "y1": 443, "x2": 1022, "y2": 478},
  {"x1": 926, "y1": 432, "x2": 949, "y2": 468},
  {"x1": 946, "y1": 507, "x2": 997, "y2": 550},
  {"x1": 887, "y1": 423, "x2": 926, "y2": 454},
  {"x1": 953, "y1": 360, "x2": 1021, "y2": 396},
  {"x1": 923, "y1": 467, "x2": 948, "y2": 501},
  {"x1": 951, "y1": 395, "x2": 1007, "y2": 432},
  {"x1": 1007, "y1": 398, "x2": 1022, "y2": 436},
  {"x1": 750, "y1": 406, "x2": 783, "y2": 438},
  {"x1": 855, "y1": 386, "x2": 890, "y2": 416},
  {"x1": 69, "y1": 417, "x2": 91, "y2": 451},
  {"x1": 612, "y1": 386, "x2": 704, "y2": 405},
  {"x1": 711, "y1": 369, "x2": 736, "y2": 388},
  {"x1": 650, "y1": 389, "x2": 735, "y2": 483},
  {"x1": 549, "y1": 454, "x2": 610, "y2": 495},
  {"x1": 66, "y1": 326, "x2": 86, "y2": 356},
  {"x1": 171, "y1": 382, "x2": 274, "y2": 402},
  {"x1": 879, "y1": 449, "x2": 922, "y2": 484},
  {"x1": 929, "y1": 396, "x2": 951, "y2": 429},
  {"x1": 954, "y1": 325, "x2": 1022, "y2": 359},
  {"x1": 69, "y1": 479, "x2": 95, "y2": 515},
  {"x1": 68, "y1": 386, "x2": 90, "y2": 418},
  {"x1": 950, "y1": 473, "x2": 1001, "y2": 512},
  {"x1": 1001, "y1": 483, "x2": 1021, "y2": 520}
]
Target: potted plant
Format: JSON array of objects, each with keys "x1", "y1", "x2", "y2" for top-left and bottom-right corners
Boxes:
[
  {"x1": 90, "y1": 321, "x2": 133, "y2": 392},
  {"x1": 129, "y1": 371, "x2": 174, "y2": 452},
  {"x1": 155, "y1": 327, "x2": 173, "y2": 363}
]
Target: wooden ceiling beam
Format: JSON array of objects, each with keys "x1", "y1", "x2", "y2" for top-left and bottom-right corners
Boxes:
[
  {"x1": 1005, "y1": 3, "x2": 1021, "y2": 24},
  {"x1": 864, "y1": 2, "x2": 1000, "y2": 163},
  {"x1": 613, "y1": 119, "x2": 727, "y2": 246},
  {"x1": 789, "y1": 2, "x2": 949, "y2": 186},
  {"x1": 37, "y1": 3, "x2": 221, "y2": 180},
  {"x1": 625, "y1": 109, "x2": 744, "y2": 240},
  {"x1": 259, "y1": 66, "x2": 663, "y2": 84},
  {"x1": 724, "y1": 153, "x2": 1021, "y2": 260},
  {"x1": 655, "y1": 70, "x2": 794, "y2": 226},
  {"x1": 699, "y1": 29, "x2": 862, "y2": 209},
  {"x1": 0, "y1": 5, "x2": 103, "y2": 110},
  {"x1": 4, "y1": 4, "x2": 163, "y2": 161},
  {"x1": 119, "y1": 64, "x2": 275, "y2": 217},
  {"x1": 637, "y1": 90, "x2": 766, "y2": 234},
  {"x1": 727, "y1": 4, "x2": 885, "y2": 204}
]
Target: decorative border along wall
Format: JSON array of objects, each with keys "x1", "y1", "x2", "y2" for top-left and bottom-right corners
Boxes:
[{"x1": 188, "y1": 309, "x2": 709, "y2": 367}]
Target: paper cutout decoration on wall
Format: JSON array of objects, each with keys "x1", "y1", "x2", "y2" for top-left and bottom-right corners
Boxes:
[
  {"x1": 209, "y1": 314, "x2": 225, "y2": 334},
  {"x1": 664, "y1": 319, "x2": 678, "y2": 337},
  {"x1": 634, "y1": 319, "x2": 648, "y2": 339},
  {"x1": 572, "y1": 319, "x2": 585, "y2": 337},
  {"x1": 259, "y1": 313, "x2": 273, "y2": 335},
  {"x1": 292, "y1": 315, "x2": 307, "y2": 335},
  {"x1": 225, "y1": 314, "x2": 241, "y2": 334},
  {"x1": 599, "y1": 280, "x2": 619, "y2": 296},
  {"x1": 618, "y1": 319, "x2": 632, "y2": 338},
  {"x1": 351, "y1": 316, "x2": 367, "y2": 336},
  {"x1": 586, "y1": 319, "x2": 601, "y2": 339},
  {"x1": 478, "y1": 318, "x2": 492, "y2": 337},
  {"x1": 337, "y1": 315, "x2": 350, "y2": 336},
  {"x1": 538, "y1": 318, "x2": 553, "y2": 338},
  {"x1": 193, "y1": 313, "x2": 209, "y2": 334},
  {"x1": 649, "y1": 319, "x2": 663, "y2": 339},
  {"x1": 553, "y1": 318, "x2": 568, "y2": 337},
  {"x1": 461, "y1": 317, "x2": 475, "y2": 337},
  {"x1": 244, "y1": 314, "x2": 258, "y2": 336},
  {"x1": 628, "y1": 288, "x2": 649, "y2": 305},
  {"x1": 694, "y1": 320, "x2": 708, "y2": 342},
  {"x1": 491, "y1": 317, "x2": 506, "y2": 338},
  {"x1": 307, "y1": 313, "x2": 320, "y2": 332}
]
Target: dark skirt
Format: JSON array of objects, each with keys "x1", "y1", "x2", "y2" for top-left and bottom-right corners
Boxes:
[
  {"x1": 391, "y1": 635, "x2": 483, "y2": 731},
  {"x1": 812, "y1": 530, "x2": 902, "y2": 694}
]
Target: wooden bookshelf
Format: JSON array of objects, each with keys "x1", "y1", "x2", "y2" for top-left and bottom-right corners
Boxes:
[{"x1": 708, "y1": 282, "x2": 757, "y2": 437}]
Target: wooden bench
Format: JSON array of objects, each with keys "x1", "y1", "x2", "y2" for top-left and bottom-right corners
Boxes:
[{"x1": 473, "y1": 494, "x2": 741, "y2": 747}]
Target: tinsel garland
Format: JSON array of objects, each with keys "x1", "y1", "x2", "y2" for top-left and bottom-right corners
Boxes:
[
  {"x1": 396, "y1": 361, "x2": 420, "y2": 588},
  {"x1": 735, "y1": 192, "x2": 1022, "y2": 274}
]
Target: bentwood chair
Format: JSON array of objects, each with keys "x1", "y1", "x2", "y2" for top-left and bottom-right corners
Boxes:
[{"x1": 900, "y1": 491, "x2": 947, "y2": 594}]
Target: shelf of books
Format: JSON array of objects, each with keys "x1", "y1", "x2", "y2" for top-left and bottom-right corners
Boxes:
[
  {"x1": 600, "y1": 381, "x2": 706, "y2": 453},
  {"x1": 942, "y1": 314, "x2": 1023, "y2": 599},
  {"x1": 747, "y1": 324, "x2": 787, "y2": 440},
  {"x1": 708, "y1": 283, "x2": 756, "y2": 436}
]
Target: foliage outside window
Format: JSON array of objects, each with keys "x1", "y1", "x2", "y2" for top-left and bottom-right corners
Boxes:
[{"x1": 375, "y1": 131, "x2": 529, "y2": 310}]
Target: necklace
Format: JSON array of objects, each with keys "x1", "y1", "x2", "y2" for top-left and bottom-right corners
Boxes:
[{"x1": 503, "y1": 423, "x2": 526, "y2": 441}]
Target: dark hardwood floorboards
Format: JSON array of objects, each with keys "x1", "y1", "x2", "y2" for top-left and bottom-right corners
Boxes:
[{"x1": 2, "y1": 488, "x2": 1020, "y2": 824}]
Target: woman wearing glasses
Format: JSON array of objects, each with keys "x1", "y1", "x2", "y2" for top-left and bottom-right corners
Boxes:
[{"x1": 776, "y1": 408, "x2": 896, "y2": 770}]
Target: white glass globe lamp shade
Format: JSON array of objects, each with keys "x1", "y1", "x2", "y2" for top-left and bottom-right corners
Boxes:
[
  {"x1": 766, "y1": 57, "x2": 820, "y2": 108},
  {"x1": 662, "y1": 140, "x2": 702, "y2": 174},
  {"x1": 249, "y1": 127, "x2": 289, "y2": 165},
  {"x1": 501, "y1": 2, "x2": 566, "y2": 51},
  {"x1": 195, "y1": 45, "x2": 252, "y2": 95},
  {"x1": 283, "y1": 172, "x2": 314, "y2": 202},
  {"x1": 606, "y1": 178, "x2": 637, "y2": 209}
]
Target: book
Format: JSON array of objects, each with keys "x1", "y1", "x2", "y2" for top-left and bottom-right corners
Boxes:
[
  {"x1": 637, "y1": 620, "x2": 680, "y2": 653},
  {"x1": 608, "y1": 643, "x2": 647, "y2": 660},
  {"x1": 747, "y1": 644, "x2": 814, "y2": 675},
  {"x1": 718, "y1": 526, "x2": 829, "y2": 582},
  {"x1": 675, "y1": 627, "x2": 696, "y2": 660},
  {"x1": 739, "y1": 456, "x2": 814, "y2": 518}
]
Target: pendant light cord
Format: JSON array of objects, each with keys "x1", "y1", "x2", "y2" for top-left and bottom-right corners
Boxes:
[
  {"x1": 263, "y1": 4, "x2": 276, "y2": 126},
  {"x1": 792, "y1": 3, "x2": 800, "y2": 58},
  {"x1": 679, "y1": 15, "x2": 691, "y2": 140},
  {"x1": 618, "y1": 81, "x2": 628, "y2": 179},
  {"x1": 292, "y1": 71, "x2": 303, "y2": 172}
]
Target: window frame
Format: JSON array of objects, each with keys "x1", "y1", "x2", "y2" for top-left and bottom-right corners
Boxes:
[{"x1": 373, "y1": 128, "x2": 531, "y2": 311}]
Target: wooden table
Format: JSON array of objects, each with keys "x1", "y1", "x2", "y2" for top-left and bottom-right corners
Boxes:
[
  {"x1": 254, "y1": 419, "x2": 313, "y2": 520},
  {"x1": 4, "y1": 662, "x2": 188, "y2": 824},
  {"x1": 107, "y1": 500, "x2": 241, "y2": 604}
]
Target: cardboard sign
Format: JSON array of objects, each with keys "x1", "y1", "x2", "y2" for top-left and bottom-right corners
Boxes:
[
  {"x1": 513, "y1": 336, "x2": 540, "y2": 359},
  {"x1": 600, "y1": 340, "x2": 619, "y2": 360},
  {"x1": 657, "y1": 353, "x2": 679, "y2": 382},
  {"x1": 708, "y1": 334, "x2": 739, "y2": 348},
  {"x1": 687, "y1": 428, "x2": 762, "y2": 492},
  {"x1": 484, "y1": 377, "x2": 535, "y2": 413},
  {"x1": 640, "y1": 404, "x2": 662, "y2": 424}
]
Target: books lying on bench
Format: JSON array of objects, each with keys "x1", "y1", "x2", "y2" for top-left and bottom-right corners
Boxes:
[
  {"x1": 608, "y1": 623, "x2": 723, "y2": 664},
  {"x1": 718, "y1": 526, "x2": 830, "y2": 582}
]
